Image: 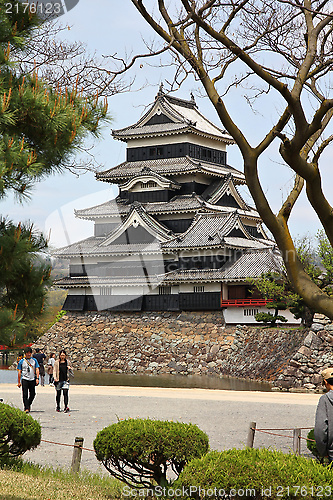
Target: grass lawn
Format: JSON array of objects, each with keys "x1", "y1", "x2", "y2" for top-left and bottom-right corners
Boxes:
[{"x1": 0, "y1": 459, "x2": 123, "y2": 500}]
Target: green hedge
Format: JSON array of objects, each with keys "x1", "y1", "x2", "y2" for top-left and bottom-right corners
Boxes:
[
  {"x1": 0, "y1": 403, "x2": 41, "y2": 457},
  {"x1": 94, "y1": 418, "x2": 209, "y2": 488},
  {"x1": 175, "y1": 448, "x2": 333, "y2": 499},
  {"x1": 306, "y1": 429, "x2": 320, "y2": 459}
]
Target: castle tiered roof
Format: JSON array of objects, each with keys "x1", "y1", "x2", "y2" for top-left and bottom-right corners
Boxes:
[
  {"x1": 112, "y1": 91, "x2": 235, "y2": 143},
  {"x1": 96, "y1": 157, "x2": 245, "y2": 184},
  {"x1": 75, "y1": 194, "x2": 260, "y2": 220},
  {"x1": 55, "y1": 89, "x2": 283, "y2": 318},
  {"x1": 162, "y1": 212, "x2": 270, "y2": 251}
]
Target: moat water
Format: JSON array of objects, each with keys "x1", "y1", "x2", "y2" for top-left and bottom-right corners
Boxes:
[{"x1": 0, "y1": 355, "x2": 271, "y2": 391}]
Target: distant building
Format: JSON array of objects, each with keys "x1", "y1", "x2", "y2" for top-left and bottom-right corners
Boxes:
[{"x1": 55, "y1": 89, "x2": 296, "y2": 324}]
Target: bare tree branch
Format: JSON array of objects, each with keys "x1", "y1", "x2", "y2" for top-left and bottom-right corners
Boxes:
[{"x1": 130, "y1": 0, "x2": 333, "y2": 319}]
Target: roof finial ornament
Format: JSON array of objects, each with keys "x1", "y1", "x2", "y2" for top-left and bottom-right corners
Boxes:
[
  {"x1": 190, "y1": 92, "x2": 196, "y2": 104},
  {"x1": 156, "y1": 82, "x2": 165, "y2": 99}
]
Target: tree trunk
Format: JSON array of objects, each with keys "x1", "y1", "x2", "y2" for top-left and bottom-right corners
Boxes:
[{"x1": 302, "y1": 307, "x2": 315, "y2": 328}]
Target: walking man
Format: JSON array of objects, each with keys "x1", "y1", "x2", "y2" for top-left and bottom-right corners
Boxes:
[
  {"x1": 17, "y1": 347, "x2": 39, "y2": 412},
  {"x1": 314, "y1": 367, "x2": 333, "y2": 463},
  {"x1": 34, "y1": 348, "x2": 46, "y2": 386}
]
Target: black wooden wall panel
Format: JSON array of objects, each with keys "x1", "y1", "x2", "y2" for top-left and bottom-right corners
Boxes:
[
  {"x1": 179, "y1": 292, "x2": 221, "y2": 310},
  {"x1": 126, "y1": 143, "x2": 227, "y2": 165},
  {"x1": 142, "y1": 294, "x2": 180, "y2": 311},
  {"x1": 64, "y1": 293, "x2": 221, "y2": 312},
  {"x1": 63, "y1": 295, "x2": 85, "y2": 311}
]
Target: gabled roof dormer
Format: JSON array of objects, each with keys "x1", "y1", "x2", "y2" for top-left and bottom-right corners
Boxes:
[
  {"x1": 100, "y1": 203, "x2": 173, "y2": 247},
  {"x1": 119, "y1": 167, "x2": 180, "y2": 192},
  {"x1": 203, "y1": 174, "x2": 249, "y2": 209},
  {"x1": 162, "y1": 211, "x2": 271, "y2": 251},
  {"x1": 112, "y1": 87, "x2": 235, "y2": 145}
]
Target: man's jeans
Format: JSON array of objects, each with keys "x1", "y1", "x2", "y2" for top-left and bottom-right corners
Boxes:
[{"x1": 22, "y1": 378, "x2": 36, "y2": 411}]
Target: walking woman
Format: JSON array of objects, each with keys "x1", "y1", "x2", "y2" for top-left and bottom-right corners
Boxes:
[
  {"x1": 53, "y1": 350, "x2": 73, "y2": 413},
  {"x1": 47, "y1": 352, "x2": 56, "y2": 385}
]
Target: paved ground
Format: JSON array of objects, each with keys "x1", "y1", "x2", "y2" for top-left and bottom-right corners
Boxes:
[{"x1": 0, "y1": 383, "x2": 321, "y2": 475}]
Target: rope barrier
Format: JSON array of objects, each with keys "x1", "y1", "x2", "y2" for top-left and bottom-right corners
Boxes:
[
  {"x1": 40, "y1": 426, "x2": 315, "y2": 455},
  {"x1": 248, "y1": 423, "x2": 317, "y2": 458},
  {"x1": 251, "y1": 429, "x2": 293, "y2": 439},
  {"x1": 253, "y1": 427, "x2": 315, "y2": 440},
  {"x1": 300, "y1": 436, "x2": 315, "y2": 443},
  {"x1": 41, "y1": 438, "x2": 95, "y2": 453},
  {"x1": 255, "y1": 427, "x2": 312, "y2": 431}
]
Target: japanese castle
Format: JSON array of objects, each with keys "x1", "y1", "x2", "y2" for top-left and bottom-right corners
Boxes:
[{"x1": 55, "y1": 88, "x2": 292, "y2": 324}]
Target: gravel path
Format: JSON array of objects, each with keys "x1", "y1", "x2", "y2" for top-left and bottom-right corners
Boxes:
[{"x1": 0, "y1": 384, "x2": 320, "y2": 475}]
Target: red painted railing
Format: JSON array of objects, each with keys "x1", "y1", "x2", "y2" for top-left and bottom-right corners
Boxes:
[
  {"x1": 0, "y1": 342, "x2": 32, "y2": 352},
  {"x1": 221, "y1": 299, "x2": 273, "y2": 307}
]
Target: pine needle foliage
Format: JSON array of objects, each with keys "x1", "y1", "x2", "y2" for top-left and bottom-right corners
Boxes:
[
  {"x1": 0, "y1": 1, "x2": 108, "y2": 345},
  {"x1": 0, "y1": 0, "x2": 108, "y2": 201},
  {"x1": 0, "y1": 218, "x2": 52, "y2": 346}
]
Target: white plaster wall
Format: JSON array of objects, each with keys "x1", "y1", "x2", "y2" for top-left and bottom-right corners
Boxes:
[
  {"x1": 173, "y1": 173, "x2": 211, "y2": 184},
  {"x1": 127, "y1": 134, "x2": 227, "y2": 151},
  {"x1": 179, "y1": 283, "x2": 220, "y2": 292},
  {"x1": 69, "y1": 256, "x2": 98, "y2": 265},
  {"x1": 111, "y1": 286, "x2": 151, "y2": 295},
  {"x1": 131, "y1": 183, "x2": 164, "y2": 192},
  {"x1": 67, "y1": 289, "x2": 86, "y2": 296},
  {"x1": 77, "y1": 255, "x2": 164, "y2": 264},
  {"x1": 147, "y1": 286, "x2": 179, "y2": 295},
  {"x1": 93, "y1": 217, "x2": 121, "y2": 225},
  {"x1": 223, "y1": 307, "x2": 301, "y2": 325},
  {"x1": 158, "y1": 214, "x2": 193, "y2": 221}
]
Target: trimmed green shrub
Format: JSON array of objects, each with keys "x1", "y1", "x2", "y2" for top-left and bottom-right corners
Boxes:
[
  {"x1": 0, "y1": 403, "x2": 41, "y2": 457},
  {"x1": 93, "y1": 418, "x2": 209, "y2": 488},
  {"x1": 175, "y1": 448, "x2": 333, "y2": 499},
  {"x1": 306, "y1": 428, "x2": 328, "y2": 464},
  {"x1": 255, "y1": 312, "x2": 287, "y2": 326},
  {"x1": 306, "y1": 429, "x2": 319, "y2": 458}
]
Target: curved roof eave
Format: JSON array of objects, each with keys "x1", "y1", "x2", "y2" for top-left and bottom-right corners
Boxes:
[
  {"x1": 55, "y1": 249, "x2": 163, "y2": 259},
  {"x1": 112, "y1": 125, "x2": 235, "y2": 144}
]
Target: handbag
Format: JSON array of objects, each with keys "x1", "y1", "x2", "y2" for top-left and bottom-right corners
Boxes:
[{"x1": 47, "y1": 364, "x2": 53, "y2": 375}]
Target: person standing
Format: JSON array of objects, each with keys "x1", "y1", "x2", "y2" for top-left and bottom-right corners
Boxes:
[
  {"x1": 34, "y1": 348, "x2": 46, "y2": 386},
  {"x1": 53, "y1": 350, "x2": 73, "y2": 413},
  {"x1": 314, "y1": 367, "x2": 333, "y2": 463},
  {"x1": 47, "y1": 352, "x2": 56, "y2": 385},
  {"x1": 17, "y1": 347, "x2": 40, "y2": 412}
]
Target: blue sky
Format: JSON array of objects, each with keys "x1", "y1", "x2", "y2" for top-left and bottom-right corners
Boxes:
[{"x1": 3, "y1": 0, "x2": 332, "y2": 248}]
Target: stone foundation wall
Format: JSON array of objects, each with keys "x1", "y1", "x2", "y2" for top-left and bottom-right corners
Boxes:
[
  {"x1": 33, "y1": 311, "x2": 333, "y2": 391},
  {"x1": 273, "y1": 314, "x2": 333, "y2": 390},
  {"x1": 27, "y1": 313, "x2": 293, "y2": 381}
]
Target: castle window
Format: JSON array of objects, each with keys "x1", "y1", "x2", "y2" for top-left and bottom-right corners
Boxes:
[
  {"x1": 201, "y1": 148, "x2": 212, "y2": 159},
  {"x1": 243, "y1": 308, "x2": 258, "y2": 316},
  {"x1": 140, "y1": 181, "x2": 157, "y2": 189},
  {"x1": 101, "y1": 287, "x2": 112, "y2": 296},
  {"x1": 194, "y1": 286, "x2": 205, "y2": 293},
  {"x1": 159, "y1": 286, "x2": 171, "y2": 295},
  {"x1": 149, "y1": 147, "x2": 164, "y2": 157}
]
